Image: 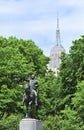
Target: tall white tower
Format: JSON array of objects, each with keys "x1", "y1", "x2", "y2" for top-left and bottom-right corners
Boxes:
[{"x1": 49, "y1": 15, "x2": 65, "y2": 76}]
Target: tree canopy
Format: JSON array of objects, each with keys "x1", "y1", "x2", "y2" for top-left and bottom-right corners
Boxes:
[
  {"x1": 0, "y1": 35, "x2": 84, "y2": 130},
  {"x1": 0, "y1": 36, "x2": 49, "y2": 87}
]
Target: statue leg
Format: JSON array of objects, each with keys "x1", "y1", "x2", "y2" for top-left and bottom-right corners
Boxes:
[
  {"x1": 26, "y1": 106, "x2": 29, "y2": 118},
  {"x1": 35, "y1": 96, "x2": 38, "y2": 106},
  {"x1": 33, "y1": 90, "x2": 38, "y2": 106},
  {"x1": 26, "y1": 102, "x2": 32, "y2": 118},
  {"x1": 22, "y1": 94, "x2": 26, "y2": 105},
  {"x1": 34, "y1": 93, "x2": 38, "y2": 119}
]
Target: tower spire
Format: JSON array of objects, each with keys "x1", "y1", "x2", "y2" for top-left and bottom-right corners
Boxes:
[
  {"x1": 56, "y1": 13, "x2": 61, "y2": 46},
  {"x1": 57, "y1": 12, "x2": 59, "y2": 29}
]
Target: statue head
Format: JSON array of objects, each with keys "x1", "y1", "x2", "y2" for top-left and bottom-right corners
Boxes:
[{"x1": 31, "y1": 74, "x2": 35, "y2": 79}]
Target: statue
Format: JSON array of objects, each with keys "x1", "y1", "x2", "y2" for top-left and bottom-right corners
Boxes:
[{"x1": 22, "y1": 74, "x2": 38, "y2": 118}]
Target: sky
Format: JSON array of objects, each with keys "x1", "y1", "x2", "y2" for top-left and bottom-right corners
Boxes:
[{"x1": 0, "y1": 0, "x2": 84, "y2": 56}]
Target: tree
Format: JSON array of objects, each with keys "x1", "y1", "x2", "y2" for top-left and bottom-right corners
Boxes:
[
  {"x1": 72, "y1": 81, "x2": 84, "y2": 120},
  {"x1": 59, "y1": 81, "x2": 84, "y2": 130},
  {"x1": 0, "y1": 114, "x2": 23, "y2": 130},
  {"x1": 38, "y1": 71, "x2": 59, "y2": 119},
  {"x1": 69, "y1": 36, "x2": 84, "y2": 81},
  {"x1": 57, "y1": 36, "x2": 84, "y2": 110},
  {"x1": 0, "y1": 36, "x2": 49, "y2": 130},
  {"x1": 0, "y1": 36, "x2": 49, "y2": 87},
  {"x1": 0, "y1": 35, "x2": 84, "y2": 130}
]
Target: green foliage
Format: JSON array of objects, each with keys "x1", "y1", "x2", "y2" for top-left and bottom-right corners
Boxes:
[
  {"x1": 38, "y1": 71, "x2": 58, "y2": 119},
  {"x1": 0, "y1": 85, "x2": 23, "y2": 117},
  {"x1": 0, "y1": 114, "x2": 23, "y2": 130},
  {"x1": 60, "y1": 106, "x2": 84, "y2": 130},
  {"x1": 72, "y1": 81, "x2": 84, "y2": 119},
  {"x1": 58, "y1": 36, "x2": 84, "y2": 110},
  {"x1": 43, "y1": 115, "x2": 61, "y2": 130},
  {"x1": 69, "y1": 36, "x2": 84, "y2": 81},
  {"x1": 0, "y1": 35, "x2": 84, "y2": 130},
  {"x1": 0, "y1": 36, "x2": 49, "y2": 130},
  {"x1": 59, "y1": 81, "x2": 84, "y2": 130},
  {"x1": 56, "y1": 36, "x2": 84, "y2": 130},
  {"x1": 0, "y1": 36, "x2": 49, "y2": 87}
]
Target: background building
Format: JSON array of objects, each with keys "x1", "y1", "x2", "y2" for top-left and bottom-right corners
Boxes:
[{"x1": 49, "y1": 16, "x2": 65, "y2": 76}]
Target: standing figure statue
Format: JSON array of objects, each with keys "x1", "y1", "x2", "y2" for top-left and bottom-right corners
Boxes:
[{"x1": 22, "y1": 74, "x2": 38, "y2": 118}]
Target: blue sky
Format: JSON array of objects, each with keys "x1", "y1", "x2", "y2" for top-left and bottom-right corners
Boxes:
[{"x1": 0, "y1": 0, "x2": 84, "y2": 55}]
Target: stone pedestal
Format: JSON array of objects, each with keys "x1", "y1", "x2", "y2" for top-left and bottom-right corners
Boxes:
[{"x1": 20, "y1": 118, "x2": 42, "y2": 130}]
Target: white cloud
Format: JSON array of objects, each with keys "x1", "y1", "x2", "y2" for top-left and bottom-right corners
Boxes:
[{"x1": 0, "y1": 0, "x2": 84, "y2": 55}]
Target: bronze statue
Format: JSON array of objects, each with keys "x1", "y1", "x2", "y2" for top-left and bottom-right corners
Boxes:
[{"x1": 22, "y1": 74, "x2": 38, "y2": 118}]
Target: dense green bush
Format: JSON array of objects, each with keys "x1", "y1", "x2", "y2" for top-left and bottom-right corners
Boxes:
[{"x1": 0, "y1": 114, "x2": 23, "y2": 130}]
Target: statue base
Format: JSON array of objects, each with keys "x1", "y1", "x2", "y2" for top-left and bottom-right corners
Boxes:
[{"x1": 19, "y1": 118, "x2": 42, "y2": 130}]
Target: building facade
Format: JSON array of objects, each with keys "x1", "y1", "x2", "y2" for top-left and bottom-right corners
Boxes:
[{"x1": 49, "y1": 16, "x2": 65, "y2": 76}]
